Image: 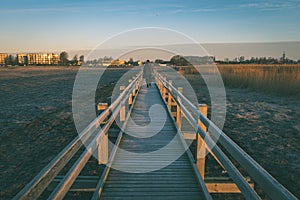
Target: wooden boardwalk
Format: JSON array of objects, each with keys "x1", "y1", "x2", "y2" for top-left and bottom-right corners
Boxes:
[
  {"x1": 14, "y1": 70, "x2": 297, "y2": 200},
  {"x1": 100, "y1": 85, "x2": 205, "y2": 199}
]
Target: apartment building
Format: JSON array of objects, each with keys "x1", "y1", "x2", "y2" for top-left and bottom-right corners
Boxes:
[
  {"x1": 0, "y1": 53, "x2": 8, "y2": 65},
  {"x1": 17, "y1": 53, "x2": 59, "y2": 65}
]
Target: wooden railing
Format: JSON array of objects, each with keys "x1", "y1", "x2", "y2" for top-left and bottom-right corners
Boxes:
[
  {"x1": 154, "y1": 70, "x2": 297, "y2": 200},
  {"x1": 14, "y1": 70, "x2": 143, "y2": 200}
]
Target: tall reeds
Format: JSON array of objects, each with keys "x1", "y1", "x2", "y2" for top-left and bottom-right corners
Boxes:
[{"x1": 217, "y1": 64, "x2": 300, "y2": 96}]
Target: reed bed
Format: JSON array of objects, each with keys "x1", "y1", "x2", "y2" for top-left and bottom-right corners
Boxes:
[{"x1": 217, "y1": 64, "x2": 300, "y2": 96}]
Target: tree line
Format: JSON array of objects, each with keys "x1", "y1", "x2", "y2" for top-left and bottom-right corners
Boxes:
[
  {"x1": 216, "y1": 56, "x2": 300, "y2": 64},
  {"x1": 155, "y1": 55, "x2": 300, "y2": 66},
  {"x1": 59, "y1": 51, "x2": 84, "y2": 66}
]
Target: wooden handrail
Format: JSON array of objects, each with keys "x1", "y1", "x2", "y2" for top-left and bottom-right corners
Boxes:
[
  {"x1": 154, "y1": 70, "x2": 297, "y2": 200},
  {"x1": 48, "y1": 103, "x2": 121, "y2": 200},
  {"x1": 14, "y1": 71, "x2": 143, "y2": 200}
]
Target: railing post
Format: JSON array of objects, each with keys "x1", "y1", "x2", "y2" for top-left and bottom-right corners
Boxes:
[
  {"x1": 120, "y1": 86, "x2": 126, "y2": 122},
  {"x1": 97, "y1": 103, "x2": 108, "y2": 164},
  {"x1": 162, "y1": 76, "x2": 167, "y2": 101},
  {"x1": 98, "y1": 133, "x2": 108, "y2": 164},
  {"x1": 128, "y1": 79, "x2": 133, "y2": 106},
  {"x1": 158, "y1": 80, "x2": 162, "y2": 94},
  {"x1": 160, "y1": 82, "x2": 162, "y2": 93},
  {"x1": 132, "y1": 80, "x2": 137, "y2": 97},
  {"x1": 135, "y1": 77, "x2": 140, "y2": 96},
  {"x1": 167, "y1": 80, "x2": 173, "y2": 110},
  {"x1": 197, "y1": 104, "x2": 208, "y2": 179},
  {"x1": 157, "y1": 75, "x2": 162, "y2": 93},
  {"x1": 176, "y1": 87, "x2": 183, "y2": 129}
]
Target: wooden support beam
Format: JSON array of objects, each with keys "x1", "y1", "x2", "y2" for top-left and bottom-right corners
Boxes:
[
  {"x1": 206, "y1": 183, "x2": 254, "y2": 193},
  {"x1": 197, "y1": 104, "x2": 208, "y2": 179},
  {"x1": 97, "y1": 103, "x2": 108, "y2": 111},
  {"x1": 205, "y1": 177, "x2": 254, "y2": 193},
  {"x1": 47, "y1": 176, "x2": 98, "y2": 192},
  {"x1": 48, "y1": 176, "x2": 253, "y2": 194}
]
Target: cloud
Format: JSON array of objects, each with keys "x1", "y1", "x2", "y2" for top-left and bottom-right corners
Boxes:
[
  {"x1": 189, "y1": 0, "x2": 300, "y2": 13},
  {"x1": 238, "y1": 1, "x2": 300, "y2": 11},
  {"x1": 192, "y1": 8, "x2": 226, "y2": 12},
  {"x1": 0, "y1": 7, "x2": 83, "y2": 14}
]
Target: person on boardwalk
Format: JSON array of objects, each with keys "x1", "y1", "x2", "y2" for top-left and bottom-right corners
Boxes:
[{"x1": 143, "y1": 62, "x2": 152, "y2": 87}]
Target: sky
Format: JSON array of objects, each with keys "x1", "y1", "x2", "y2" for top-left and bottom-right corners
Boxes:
[{"x1": 0, "y1": 0, "x2": 300, "y2": 59}]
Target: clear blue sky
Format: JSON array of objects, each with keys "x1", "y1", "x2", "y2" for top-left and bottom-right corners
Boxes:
[{"x1": 1, "y1": 0, "x2": 300, "y2": 53}]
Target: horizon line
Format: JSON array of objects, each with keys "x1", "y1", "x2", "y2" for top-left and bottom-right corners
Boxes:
[{"x1": 2, "y1": 40, "x2": 300, "y2": 54}]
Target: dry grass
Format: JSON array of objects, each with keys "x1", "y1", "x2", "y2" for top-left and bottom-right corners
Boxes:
[{"x1": 217, "y1": 64, "x2": 300, "y2": 95}]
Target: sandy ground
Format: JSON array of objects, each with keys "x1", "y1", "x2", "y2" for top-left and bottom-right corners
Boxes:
[{"x1": 0, "y1": 67, "x2": 299, "y2": 199}]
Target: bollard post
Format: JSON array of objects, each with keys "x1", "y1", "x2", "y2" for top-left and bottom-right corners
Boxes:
[
  {"x1": 197, "y1": 104, "x2": 208, "y2": 179},
  {"x1": 176, "y1": 87, "x2": 183, "y2": 129},
  {"x1": 120, "y1": 86, "x2": 126, "y2": 122}
]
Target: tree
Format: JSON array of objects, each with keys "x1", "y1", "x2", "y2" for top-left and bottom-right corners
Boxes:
[
  {"x1": 155, "y1": 59, "x2": 164, "y2": 64},
  {"x1": 127, "y1": 58, "x2": 134, "y2": 66},
  {"x1": 71, "y1": 55, "x2": 78, "y2": 65},
  {"x1": 59, "y1": 51, "x2": 69, "y2": 65},
  {"x1": 239, "y1": 56, "x2": 245, "y2": 63},
  {"x1": 170, "y1": 55, "x2": 189, "y2": 66},
  {"x1": 79, "y1": 55, "x2": 84, "y2": 63},
  {"x1": 5, "y1": 54, "x2": 17, "y2": 66}
]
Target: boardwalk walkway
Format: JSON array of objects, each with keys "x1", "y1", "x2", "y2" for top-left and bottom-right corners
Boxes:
[
  {"x1": 101, "y1": 85, "x2": 205, "y2": 199},
  {"x1": 14, "y1": 70, "x2": 297, "y2": 200}
]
